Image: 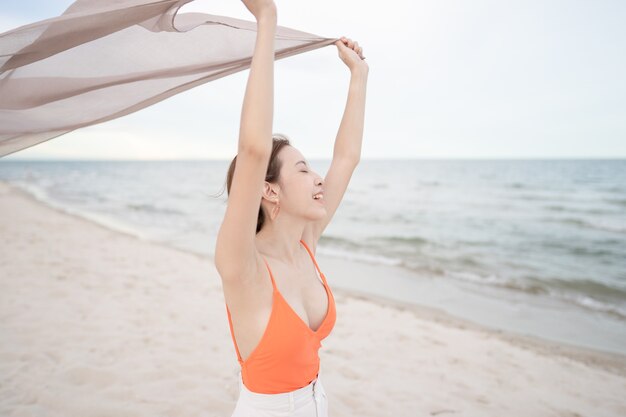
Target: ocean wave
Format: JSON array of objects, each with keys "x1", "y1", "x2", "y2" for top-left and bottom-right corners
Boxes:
[
  {"x1": 400, "y1": 261, "x2": 447, "y2": 276},
  {"x1": 605, "y1": 198, "x2": 626, "y2": 208},
  {"x1": 389, "y1": 213, "x2": 414, "y2": 224},
  {"x1": 321, "y1": 234, "x2": 432, "y2": 251},
  {"x1": 542, "y1": 204, "x2": 609, "y2": 215},
  {"x1": 444, "y1": 270, "x2": 548, "y2": 295},
  {"x1": 537, "y1": 240, "x2": 621, "y2": 258},
  {"x1": 515, "y1": 192, "x2": 580, "y2": 203},
  {"x1": 316, "y1": 245, "x2": 403, "y2": 266},
  {"x1": 455, "y1": 239, "x2": 494, "y2": 248},
  {"x1": 319, "y1": 235, "x2": 362, "y2": 249},
  {"x1": 545, "y1": 204, "x2": 568, "y2": 212},
  {"x1": 546, "y1": 277, "x2": 626, "y2": 301},
  {"x1": 568, "y1": 246, "x2": 618, "y2": 257},
  {"x1": 369, "y1": 235, "x2": 429, "y2": 246},
  {"x1": 541, "y1": 216, "x2": 626, "y2": 234},
  {"x1": 564, "y1": 294, "x2": 626, "y2": 320},
  {"x1": 125, "y1": 203, "x2": 184, "y2": 216},
  {"x1": 346, "y1": 213, "x2": 414, "y2": 224},
  {"x1": 602, "y1": 186, "x2": 626, "y2": 193},
  {"x1": 444, "y1": 269, "x2": 626, "y2": 320}
]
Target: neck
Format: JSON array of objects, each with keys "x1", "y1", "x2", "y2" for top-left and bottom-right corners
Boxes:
[{"x1": 255, "y1": 214, "x2": 307, "y2": 265}]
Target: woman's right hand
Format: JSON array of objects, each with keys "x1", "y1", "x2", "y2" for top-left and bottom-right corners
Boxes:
[{"x1": 240, "y1": 0, "x2": 277, "y2": 22}]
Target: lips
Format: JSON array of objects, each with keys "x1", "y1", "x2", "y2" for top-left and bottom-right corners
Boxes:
[{"x1": 313, "y1": 191, "x2": 324, "y2": 201}]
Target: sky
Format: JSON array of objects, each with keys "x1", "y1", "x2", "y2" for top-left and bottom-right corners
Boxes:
[{"x1": 1, "y1": 0, "x2": 626, "y2": 160}]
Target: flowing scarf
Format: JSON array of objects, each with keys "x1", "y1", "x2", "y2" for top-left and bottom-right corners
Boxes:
[{"x1": 0, "y1": 0, "x2": 338, "y2": 157}]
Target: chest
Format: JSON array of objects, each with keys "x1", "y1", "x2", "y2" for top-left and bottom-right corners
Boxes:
[{"x1": 268, "y1": 261, "x2": 329, "y2": 331}]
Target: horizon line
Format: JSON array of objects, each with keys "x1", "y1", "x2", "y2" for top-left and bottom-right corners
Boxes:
[{"x1": 2, "y1": 156, "x2": 626, "y2": 162}]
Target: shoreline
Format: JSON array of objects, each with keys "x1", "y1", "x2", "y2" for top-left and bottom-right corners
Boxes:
[
  {"x1": 2, "y1": 178, "x2": 626, "y2": 416},
  {"x1": 4, "y1": 176, "x2": 626, "y2": 356},
  {"x1": 337, "y1": 287, "x2": 626, "y2": 377},
  {"x1": 2, "y1": 179, "x2": 625, "y2": 377}
]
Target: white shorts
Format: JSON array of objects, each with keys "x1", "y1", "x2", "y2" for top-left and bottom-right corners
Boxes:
[{"x1": 230, "y1": 367, "x2": 329, "y2": 417}]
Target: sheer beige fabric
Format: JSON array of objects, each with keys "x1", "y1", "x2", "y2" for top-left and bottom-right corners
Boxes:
[{"x1": 0, "y1": 0, "x2": 338, "y2": 157}]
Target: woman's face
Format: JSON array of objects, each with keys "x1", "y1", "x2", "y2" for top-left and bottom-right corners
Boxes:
[{"x1": 275, "y1": 146, "x2": 326, "y2": 221}]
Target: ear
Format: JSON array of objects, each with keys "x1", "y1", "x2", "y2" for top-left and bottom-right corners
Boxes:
[{"x1": 262, "y1": 181, "x2": 280, "y2": 202}]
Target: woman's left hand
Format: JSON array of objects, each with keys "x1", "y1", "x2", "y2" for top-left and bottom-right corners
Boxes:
[{"x1": 335, "y1": 37, "x2": 368, "y2": 74}]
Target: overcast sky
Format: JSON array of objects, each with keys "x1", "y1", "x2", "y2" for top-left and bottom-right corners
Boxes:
[{"x1": 2, "y1": 0, "x2": 625, "y2": 160}]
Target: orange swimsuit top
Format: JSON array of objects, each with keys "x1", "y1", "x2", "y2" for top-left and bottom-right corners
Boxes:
[{"x1": 225, "y1": 239, "x2": 336, "y2": 394}]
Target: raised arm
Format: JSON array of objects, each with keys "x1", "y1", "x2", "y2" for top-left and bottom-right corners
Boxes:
[
  {"x1": 237, "y1": 1, "x2": 277, "y2": 155},
  {"x1": 332, "y1": 37, "x2": 368, "y2": 162},
  {"x1": 307, "y1": 37, "x2": 369, "y2": 243},
  {"x1": 215, "y1": 0, "x2": 277, "y2": 282}
]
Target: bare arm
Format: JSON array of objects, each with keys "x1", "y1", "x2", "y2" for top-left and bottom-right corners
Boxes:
[
  {"x1": 333, "y1": 68, "x2": 368, "y2": 161},
  {"x1": 307, "y1": 38, "x2": 369, "y2": 243},
  {"x1": 215, "y1": 1, "x2": 277, "y2": 282},
  {"x1": 238, "y1": 5, "x2": 277, "y2": 154}
]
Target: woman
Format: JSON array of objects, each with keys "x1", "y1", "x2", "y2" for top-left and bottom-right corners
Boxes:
[{"x1": 215, "y1": 0, "x2": 368, "y2": 415}]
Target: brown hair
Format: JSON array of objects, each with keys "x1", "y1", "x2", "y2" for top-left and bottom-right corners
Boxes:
[{"x1": 223, "y1": 133, "x2": 291, "y2": 233}]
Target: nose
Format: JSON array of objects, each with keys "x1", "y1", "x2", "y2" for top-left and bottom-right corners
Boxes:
[{"x1": 315, "y1": 175, "x2": 323, "y2": 186}]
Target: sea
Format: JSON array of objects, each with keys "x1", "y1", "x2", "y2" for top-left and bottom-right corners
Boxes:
[{"x1": 1, "y1": 159, "x2": 625, "y2": 355}]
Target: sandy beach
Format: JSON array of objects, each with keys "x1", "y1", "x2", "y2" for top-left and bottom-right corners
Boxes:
[{"x1": 1, "y1": 179, "x2": 625, "y2": 417}]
